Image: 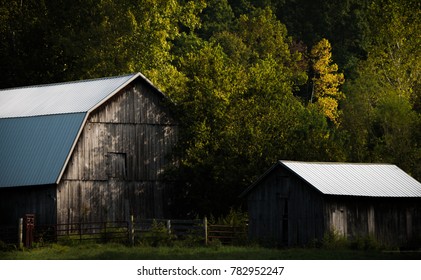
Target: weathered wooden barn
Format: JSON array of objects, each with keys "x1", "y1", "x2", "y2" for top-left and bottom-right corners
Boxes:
[
  {"x1": 241, "y1": 160, "x2": 421, "y2": 247},
  {"x1": 0, "y1": 73, "x2": 178, "y2": 226}
]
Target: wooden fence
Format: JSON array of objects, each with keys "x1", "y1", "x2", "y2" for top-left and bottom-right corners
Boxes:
[
  {"x1": 0, "y1": 217, "x2": 247, "y2": 247},
  {"x1": 35, "y1": 221, "x2": 129, "y2": 244},
  {"x1": 207, "y1": 224, "x2": 247, "y2": 245}
]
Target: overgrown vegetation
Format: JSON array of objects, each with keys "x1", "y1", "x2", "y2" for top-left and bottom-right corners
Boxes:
[
  {"x1": 0, "y1": 240, "x2": 16, "y2": 252},
  {"x1": 136, "y1": 220, "x2": 176, "y2": 247},
  {"x1": 318, "y1": 229, "x2": 383, "y2": 251}
]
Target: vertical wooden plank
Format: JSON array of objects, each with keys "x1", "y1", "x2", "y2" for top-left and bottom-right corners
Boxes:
[
  {"x1": 133, "y1": 86, "x2": 140, "y2": 123},
  {"x1": 56, "y1": 185, "x2": 61, "y2": 225},
  {"x1": 99, "y1": 182, "x2": 107, "y2": 222},
  {"x1": 108, "y1": 180, "x2": 115, "y2": 222},
  {"x1": 368, "y1": 205, "x2": 375, "y2": 236},
  {"x1": 406, "y1": 208, "x2": 413, "y2": 240},
  {"x1": 100, "y1": 123, "x2": 106, "y2": 180},
  {"x1": 204, "y1": 217, "x2": 208, "y2": 245}
]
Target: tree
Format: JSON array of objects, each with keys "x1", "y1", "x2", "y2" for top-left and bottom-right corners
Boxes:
[
  {"x1": 273, "y1": 0, "x2": 370, "y2": 77},
  {"x1": 341, "y1": 0, "x2": 421, "y2": 180},
  {"x1": 310, "y1": 38, "x2": 345, "y2": 126},
  {"x1": 198, "y1": 0, "x2": 235, "y2": 39},
  {"x1": 169, "y1": 7, "x2": 323, "y2": 217},
  {"x1": 0, "y1": 0, "x2": 50, "y2": 88},
  {"x1": 362, "y1": 0, "x2": 420, "y2": 103},
  {"x1": 0, "y1": 0, "x2": 205, "y2": 90}
]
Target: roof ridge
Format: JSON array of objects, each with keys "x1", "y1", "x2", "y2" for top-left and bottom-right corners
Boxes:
[{"x1": 0, "y1": 73, "x2": 138, "y2": 92}]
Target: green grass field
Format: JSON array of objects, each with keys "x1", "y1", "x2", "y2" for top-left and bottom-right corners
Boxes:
[{"x1": 1, "y1": 243, "x2": 420, "y2": 260}]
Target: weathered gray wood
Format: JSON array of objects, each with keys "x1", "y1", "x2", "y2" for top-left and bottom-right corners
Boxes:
[{"x1": 55, "y1": 80, "x2": 177, "y2": 225}]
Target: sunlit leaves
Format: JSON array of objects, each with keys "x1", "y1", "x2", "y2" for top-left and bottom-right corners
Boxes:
[
  {"x1": 364, "y1": 0, "x2": 420, "y2": 101},
  {"x1": 310, "y1": 38, "x2": 345, "y2": 126},
  {"x1": 341, "y1": 0, "x2": 420, "y2": 179}
]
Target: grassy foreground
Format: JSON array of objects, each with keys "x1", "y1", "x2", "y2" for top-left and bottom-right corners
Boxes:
[{"x1": 1, "y1": 243, "x2": 420, "y2": 260}]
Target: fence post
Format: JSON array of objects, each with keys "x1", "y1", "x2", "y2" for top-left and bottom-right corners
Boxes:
[
  {"x1": 204, "y1": 217, "x2": 208, "y2": 245},
  {"x1": 167, "y1": 220, "x2": 171, "y2": 235},
  {"x1": 18, "y1": 218, "x2": 23, "y2": 249},
  {"x1": 129, "y1": 215, "x2": 134, "y2": 247}
]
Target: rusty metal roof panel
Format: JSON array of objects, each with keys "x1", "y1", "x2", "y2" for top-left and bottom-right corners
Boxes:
[
  {"x1": 0, "y1": 113, "x2": 86, "y2": 188},
  {"x1": 280, "y1": 160, "x2": 421, "y2": 197},
  {"x1": 0, "y1": 73, "x2": 140, "y2": 118}
]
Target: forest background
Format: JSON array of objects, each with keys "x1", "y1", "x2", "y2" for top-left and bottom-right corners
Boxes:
[{"x1": 0, "y1": 0, "x2": 419, "y2": 218}]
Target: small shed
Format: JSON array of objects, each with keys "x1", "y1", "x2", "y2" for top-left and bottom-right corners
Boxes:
[
  {"x1": 0, "y1": 73, "x2": 178, "y2": 226},
  {"x1": 240, "y1": 160, "x2": 421, "y2": 247}
]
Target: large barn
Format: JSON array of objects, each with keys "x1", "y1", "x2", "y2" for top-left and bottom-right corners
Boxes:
[
  {"x1": 241, "y1": 160, "x2": 421, "y2": 247},
  {"x1": 0, "y1": 73, "x2": 178, "y2": 226}
]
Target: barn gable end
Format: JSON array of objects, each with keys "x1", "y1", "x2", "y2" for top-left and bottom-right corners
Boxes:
[
  {"x1": 246, "y1": 166, "x2": 324, "y2": 246},
  {"x1": 58, "y1": 79, "x2": 177, "y2": 224}
]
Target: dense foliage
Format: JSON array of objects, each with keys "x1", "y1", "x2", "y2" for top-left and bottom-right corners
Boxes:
[{"x1": 1, "y1": 0, "x2": 419, "y2": 217}]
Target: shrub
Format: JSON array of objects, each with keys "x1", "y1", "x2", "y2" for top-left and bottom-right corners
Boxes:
[
  {"x1": 213, "y1": 207, "x2": 248, "y2": 228},
  {"x1": 322, "y1": 229, "x2": 348, "y2": 249},
  {"x1": 136, "y1": 220, "x2": 175, "y2": 247},
  {"x1": 0, "y1": 240, "x2": 17, "y2": 252},
  {"x1": 208, "y1": 207, "x2": 249, "y2": 246},
  {"x1": 349, "y1": 235, "x2": 382, "y2": 251}
]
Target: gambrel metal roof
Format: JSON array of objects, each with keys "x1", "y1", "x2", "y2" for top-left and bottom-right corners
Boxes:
[
  {"x1": 242, "y1": 160, "x2": 421, "y2": 198},
  {"x1": 0, "y1": 73, "x2": 157, "y2": 188}
]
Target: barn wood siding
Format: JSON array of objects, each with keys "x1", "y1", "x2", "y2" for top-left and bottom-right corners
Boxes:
[
  {"x1": 324, "y1": 197, "x2": 421, "y2": 247},
  {"x1": 287, "y1": 177, "x2": 324, "y2": 246},
  {"x1": 247, "y1": 171, "x2": 279, "y2": 244},
  {"x1": 247, "y1": 167, "x2": 324, "y2": 246},
  {"x1": 56, "y1": 180, "x2": 172, "y2": 224},
  {"x1": 0, "y1": 185, "x2": 56, "y2": 226},
  {"x1": 57, "y1": 81, "x2": 177, "y2": 224}
]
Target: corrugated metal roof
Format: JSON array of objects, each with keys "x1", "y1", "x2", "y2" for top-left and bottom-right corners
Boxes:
[
  {"x1": 280, "y1": 160, "x2": 421, "y2": 197},
  {"x1": 0, "y1": 113, "x2": 86, "y2": 188},
  {"x1": 0, "y1": 73, "x2": 139, "y2": 118},
  {"x1": 241, "y1": 160, "x2": 421, "y2": 198}
]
